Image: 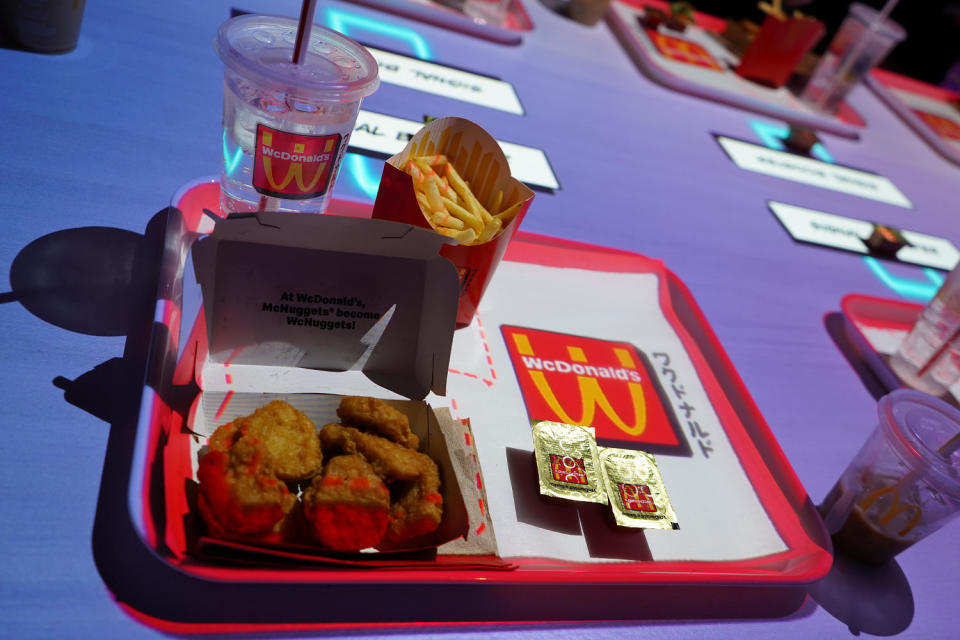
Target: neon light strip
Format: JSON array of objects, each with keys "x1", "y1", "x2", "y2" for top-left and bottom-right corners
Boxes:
[
  {"x1": 325, "y1": 9, "x2": 432, "y2": 59},
  {"x1": 345, "y1": 153, "x2": 382, "y2": 201},
  {"x1": 862, "y1": 257, "x2": 942, "y2": 301},
  {"x1": 748, "y1": 120, "x2": 834, "y2": 163},
  {"x1": 222, "y1": 131, "x2": 243, "y2": 176}
]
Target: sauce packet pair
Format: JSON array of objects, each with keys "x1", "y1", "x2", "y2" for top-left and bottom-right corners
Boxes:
[{"x1": 532, "y1": 421, "x2": 679, "y2": 530}]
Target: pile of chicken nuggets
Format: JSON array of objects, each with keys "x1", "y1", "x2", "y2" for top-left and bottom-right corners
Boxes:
[{"x1": 197, "y1": 396, "x2": 443, "y2": 552}]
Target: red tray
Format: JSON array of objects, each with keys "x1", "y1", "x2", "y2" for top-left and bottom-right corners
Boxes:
[
  {"x1": 607, "y1": 0, "x2": 865, "y2": 139},
  {"x1": 101, "y1": 178, "x2": 832, "y2": 633},
  {"x1": 840, "y1": 293, "x2": 959, "y2": 406}
]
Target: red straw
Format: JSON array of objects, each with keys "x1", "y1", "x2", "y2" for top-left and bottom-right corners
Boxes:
[
  {"x1": 293, "y1": 0, "x2": 320, "y2": 64},
  {"x1": 916, "y1": 323, "x2": 960, "y2": 378}
]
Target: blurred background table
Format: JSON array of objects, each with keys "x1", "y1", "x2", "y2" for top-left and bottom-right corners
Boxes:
[{"x1": 1, "y1": 0, "x2": 958, "y2": 637}]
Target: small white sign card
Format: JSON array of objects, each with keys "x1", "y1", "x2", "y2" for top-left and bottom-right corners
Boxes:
[
  {"x1": 350, "y1": 110, "x2": 561, "y2": 192},
  {"x1": 717, "y1": 136, "x2": 912, "y2": 208},
  {"x1": 768, "y1": 201, "x2": 960, "y2": 270}
]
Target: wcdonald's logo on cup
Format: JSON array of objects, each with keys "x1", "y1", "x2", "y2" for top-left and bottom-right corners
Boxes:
[
  {"x1": 502, "y1": 326, "x2": 690, "y2": 456},
  {"x1": 253, "y1": 124, "x2": 341, "y2": 199}
]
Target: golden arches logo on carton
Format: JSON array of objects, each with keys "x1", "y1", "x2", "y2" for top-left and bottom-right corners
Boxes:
[
  {"x1": 501, "y1": 326, "x2": 691, "y2": 456},
  {"x1": 859, "y1": 486, "x2": 924, "y2": 537},
  {"x1": 253, "y1": 124, "x2": 342, "y2": 200}
]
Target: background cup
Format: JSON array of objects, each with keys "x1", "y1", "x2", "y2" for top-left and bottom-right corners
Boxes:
[
  {"x1": 819, "y1": 389, "x2": 960, "y2": 565},
  {"x1": 4, "y1": 0, "x2": 86, "y2": 53},
  {"x1": 735, "y1": 13, "x2": 824, "y2": 89},
  {"x1": 800, "y1": 2, "x2": 906, "y2": 114},
  {"x1": 214, "y1": 15, "x2": 379, "y2": 215},
  {"x1": 889, "y1": 264, "x2": 960, "y2": 397},
  {"x1": 566, "y1": 0, "x2": 611, "y2": 27},
  {"x1": 463, "y1": 0, "x2": 513, "y2": 26}
]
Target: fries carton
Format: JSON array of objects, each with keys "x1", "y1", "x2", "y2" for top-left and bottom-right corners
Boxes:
[
  {"x1": 182, "y1": 212, "x2": 482, "y2": 556},
  {"x1": 371, "y1": 117, "x2": 535, "y2": 327}
]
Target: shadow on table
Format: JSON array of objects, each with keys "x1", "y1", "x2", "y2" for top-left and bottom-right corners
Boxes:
[
  {"x1": 823, "y1": 312, "x2": 892, "y2": 402},
  {"x1": 504, "y1": 446, "x2": 653, "y2": 561},
  {"x1": 817, "y1": 314, "x2": 916, "y2": 634},
  {"x1": 807, "y1": 550, "x2": 914, "y2": 636}
]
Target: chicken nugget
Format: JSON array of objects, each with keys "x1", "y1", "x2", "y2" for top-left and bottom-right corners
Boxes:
[
  {"x1": 384, "y1": 458, "x2": 443, "y2": 544},
  {"x1": 197, "y1": 434, "x2": 298, "y2": 538},
  {"x1": 303, "y1": 454, "x2": 391, "y2": 551},
  {"x1": 318, "y1": 423, "x2": 444, "y2": 544},
  {"x1": 217, "y1": 400, "x2": 322, "y2": 483},
  {"x1": 206, "y1": 418, "x2": 239, "y2": 454},
  {"x1": 319, "y1": 423, "x2": 430, "y2": 481},
  {"x1": 337, "y1": 396, "x2": 420, "y2": 449}
]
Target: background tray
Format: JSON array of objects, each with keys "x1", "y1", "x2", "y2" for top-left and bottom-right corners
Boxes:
[
  {"x1": 606, "y1": 0, "x2": 865, "y2": 139},
  {"x1": 840, "y1": 293, "x2": 959, "y2": 405}
]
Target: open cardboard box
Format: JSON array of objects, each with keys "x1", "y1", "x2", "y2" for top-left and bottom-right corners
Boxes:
[{"x1": 182, "y1": 212, "x2": 482, "y2": 561}]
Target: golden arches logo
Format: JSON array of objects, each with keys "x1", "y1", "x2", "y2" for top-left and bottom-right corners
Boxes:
[
  {"x1": 261, "y1": 156, "x2": 328, "y2": 192},
  {"x1": 859, "y1": 486, "x2": 923, "y2": 537},
  {"x1": 513, "y1": 334, "x2": 648, "y2": 436},
  {"x1": 260, "y1": 135, "x2": 336, "y2": 193}
]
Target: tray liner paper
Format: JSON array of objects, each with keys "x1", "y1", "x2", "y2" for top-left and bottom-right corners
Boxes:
[{"x1": 443, "y1": 257, "x2": 791, "y2": 563}]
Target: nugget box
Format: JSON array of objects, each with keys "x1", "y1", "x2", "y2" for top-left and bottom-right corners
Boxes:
[{"x1": 175, "y1": 212, "x2": 473, "y2": 555}]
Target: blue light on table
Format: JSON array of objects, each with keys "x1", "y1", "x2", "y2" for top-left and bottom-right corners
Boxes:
[
  {"x1": 324, "y1": 9, "x2": 433, "y2": 60},
  {"x1": 345, "y1": 152, "x2": 383, "y2": 201},
  {"x1": 863, "y1": 258, "x2": 943, "y2": 302},
  {"x1": 222, "y1": 131, "x2": 243, "y2": 176},
  {"x1": 749, "y1": 120, "x2": 834, "y2": 163}
]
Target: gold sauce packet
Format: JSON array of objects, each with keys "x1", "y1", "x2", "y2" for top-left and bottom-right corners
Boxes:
[
  {"x1": 598, "y1": 447, "x2": 679, "y2": 530},
  {"x1": 532, "y1": 421, "x2": 608, "y2": 505}
]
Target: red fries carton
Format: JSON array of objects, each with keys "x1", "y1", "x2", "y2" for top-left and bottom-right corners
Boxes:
[{"x1": 371, "y1": 117, "x2": 535, "y2": 327}]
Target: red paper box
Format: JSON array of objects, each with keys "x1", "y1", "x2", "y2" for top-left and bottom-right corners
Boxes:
[{"x1": 371, "y1": 117, "x2": 535, "y2": 327}]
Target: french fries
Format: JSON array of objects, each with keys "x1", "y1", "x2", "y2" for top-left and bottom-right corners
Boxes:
[{"x1": 403, "y1": 154, "x2": 522, "y2": 246}]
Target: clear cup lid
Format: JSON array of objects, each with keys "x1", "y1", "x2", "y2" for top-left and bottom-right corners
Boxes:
[
  {"x1": 880, "y1": 389, "x2": 960, "y2": 491},
  {"x1": 214, "y1": 14, "x2": 379, "y2": 102},
  {"x1": 849, "y1": 2, "x2": 907, "y2": 42}
]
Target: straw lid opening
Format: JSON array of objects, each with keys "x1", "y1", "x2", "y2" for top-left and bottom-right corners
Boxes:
[
  {"x1": 848, "y1": 2, "x2": 907, "y2": 42},
  {"x1": 214, "y1": 14, "x2": 379, "y2": 102},
  {"x1": 879, "y1": 389, "x2": 960, "y2": 493}
]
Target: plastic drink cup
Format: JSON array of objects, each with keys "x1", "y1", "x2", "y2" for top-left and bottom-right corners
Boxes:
[
  {"x1": 4, "y1": 0, "x2": 86, "y2": 53},
  {"x1": 566, "y1": 0, "x2": 611, "y2": 27},
  {"x1": 800, "y1": 2, "x2": 905, "y2": 114},
  {"x1": 735, "y1": 13, "x2": 825, "y2": 89},
  {"x1": 214, "y1": 15, "x2": 379, "y2": 214},
  {"x1": 819, "y1": 390, "x2": 960, "y2": 565},
  {"x1": 889, "y1": 264, "x2": 960, "y2": 397}
]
